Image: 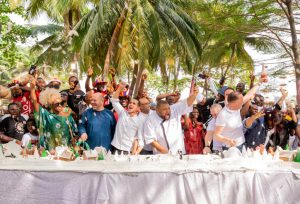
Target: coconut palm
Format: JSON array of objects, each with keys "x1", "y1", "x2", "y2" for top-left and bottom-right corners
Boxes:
[
  {"x1": 179, "y1": 0, "x2": 278, "y2": 87},
  {"x1": 73, "y1": 0, "x2": 201, "y2": 95}
]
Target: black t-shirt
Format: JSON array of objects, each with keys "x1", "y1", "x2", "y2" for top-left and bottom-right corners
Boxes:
[
  {"x1": 62, "y1": 89, "x2": 85, "y2": 114},
  {"x1": 0, "y1": 116, "x2": 26, "y2": 141},
  {"x1": 197, "y1": 98, "x2": 215, "y2": 124}
]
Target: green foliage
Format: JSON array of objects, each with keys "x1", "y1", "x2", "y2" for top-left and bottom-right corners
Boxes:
[
  {"x1": 0, "y1": 0, "x2": 33, "y2": 84},
  {"x1": 2, "y1": 0, "x2": 293, "y2": 93},
  {"x1": 73, "y1": 0, "x2": 202, "y2": 75}
]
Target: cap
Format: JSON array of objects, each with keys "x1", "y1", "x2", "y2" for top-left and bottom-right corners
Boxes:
[
  {"x1": 49, "y1": 78, "x2": 61, "y2": 84},
  {"x1": 196, "y1": 93, "x2": 204, "y2": 103},
  {"x1": 218, "y1": 86, "x2": 228, "y2": 97}
]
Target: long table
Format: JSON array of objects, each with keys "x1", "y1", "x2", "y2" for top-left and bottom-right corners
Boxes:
[{"x1": 0, "y1": 155, "x2": 300, "y2": 204}]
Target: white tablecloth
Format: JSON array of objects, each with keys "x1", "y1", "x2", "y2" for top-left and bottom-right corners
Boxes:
[{"x1": 0, "y1": 155, "x2": 300, "y2": 204}]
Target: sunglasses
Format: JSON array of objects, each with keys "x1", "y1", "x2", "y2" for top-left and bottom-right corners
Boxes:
[{"x1": 53, "y1": 101, "x2": 64, "y2": 107}]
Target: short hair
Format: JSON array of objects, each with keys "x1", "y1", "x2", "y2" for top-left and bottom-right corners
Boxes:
[
  {"x1": 210, "y1": 103, "x2": 222, "y2": 111},
  {"x1": 227, "y1": 92, "x2": 242, "y2": 103},
  {"x1": 8, "y1": 102, "x2": 18, "y2": 109},
  {"x1": 68, "y1": 75, "x2": 78, "y2": 82},
  {"x1": 37, "y1": 77, "x2": 44, "y2": 81},
  {"x1": 156, "y1": 100, "x2": 169, "y2": 109},
  {"x1": 26, "y1": 119, "x2": 36, "y2": 128},
  {"x1": 138, "y1": 97, "x2": 150, "y2": 106},
  {"x1": 130, "y1": 98, "x2": 139, "y2": 106}
]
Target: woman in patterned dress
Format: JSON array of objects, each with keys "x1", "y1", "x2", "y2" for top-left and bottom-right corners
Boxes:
[{"x1": 30, "y1": 81, "x2": 78, "y2": 154}]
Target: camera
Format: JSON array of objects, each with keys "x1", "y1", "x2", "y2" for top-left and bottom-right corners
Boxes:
[
  {"x1": 198, "y1": 73, "x2": 208, "y2": 79},
  {"x1": 29, "y1": 65, "x2": 37, "y2": 75}
]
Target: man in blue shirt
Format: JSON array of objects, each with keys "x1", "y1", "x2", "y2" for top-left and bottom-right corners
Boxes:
[{"x1": 78, "y1": 93, "x2": 116, "y2": 150}]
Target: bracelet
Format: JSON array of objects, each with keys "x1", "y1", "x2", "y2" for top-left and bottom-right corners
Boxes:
[{"x1": 205, "y1": 145, "x2": 210, "y2": 148}]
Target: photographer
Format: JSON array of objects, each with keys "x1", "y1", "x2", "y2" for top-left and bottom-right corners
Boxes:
[{"x1": 61, "y1": 76, "x2": 85, "y2": 119}]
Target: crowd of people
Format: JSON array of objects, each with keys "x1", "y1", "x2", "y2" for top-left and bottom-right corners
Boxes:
[{"x1": 0, "y1": 65, "x2": 299, "y2": 156}]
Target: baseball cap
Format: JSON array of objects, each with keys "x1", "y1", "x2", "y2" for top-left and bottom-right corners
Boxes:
[{"x1": 218, "y1": 86, "x2": 228, "y2": 96}]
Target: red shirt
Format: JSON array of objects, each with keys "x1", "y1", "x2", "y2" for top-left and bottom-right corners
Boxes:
[
  {"x1": 12, "y1": 92, "x2": 33, "y2": 116},
  {"x1": 182, "y1": 117, "x2": 205, "y2": 154}
]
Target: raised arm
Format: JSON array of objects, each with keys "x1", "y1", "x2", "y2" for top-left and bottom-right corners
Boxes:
[
  {"x1": 288, "y1": 105, "x2": 297, "y2": 123},
  {"x1": 29, "y1": 80, "x2": 39, "y2": 113},
  {"x1": 240, "y1": 99, "x2": 251, "y2": 120},
  {"x1": 249, "y1": 74, "x2": 255, "y2": 89},
  {"x1": 187, "y1": 86, "x2": 199, "y2": 106},
  {"x1": 156, "y1": 92, "x2": 173, "y2": 102},
  {"x1": 243, "y1": 83, "x2": 260, "y2": 104},
  {"x1": 182, "y1": 114, "x2": 190, "y2": 130},
  {"x1": 276, "y1": 88, "x2": 288, "y2": 108},
  {"x1": 243, "y1": 75, "x2": 265, "y2": 104},
  {"x1": 244, "y1": 111, "x2": 265, "y2": 128},
  {"x1": 85, "y1": 67, "x2": 93, "y2": 92},
  {"x1": 113, "y1": 82, "x2": 126, "y2": 99},
  {"x1": 207, "y1": 77, "x2": 218, "y2": 98},
  {"x1": 111, "y1": 82, "x2": 126, "y2": 114}
]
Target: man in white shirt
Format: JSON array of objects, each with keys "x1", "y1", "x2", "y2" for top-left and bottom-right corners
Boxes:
[
  {"x1": 143, "y1": 86, "x2": 199, "y2": 154},
  {"x1": 214, "y1": 92, "x2": 245, "y2": 151},
  {"x1": 131, "y1": 97, "x2": 154, "y2": 155},
  {"x1": 203, "y1": 104, "x2": 223, "y2": 154},
  {"x1": 111, "y1": 82, "x2": 141, "y2": 154}
]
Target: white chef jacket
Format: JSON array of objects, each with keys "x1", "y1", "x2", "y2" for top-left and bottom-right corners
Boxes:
[{"x1": 143, "y1": 100, "x2": 190, "y2": 154}]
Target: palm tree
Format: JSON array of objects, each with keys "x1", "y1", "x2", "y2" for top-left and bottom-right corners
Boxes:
[
  {"x1": 27, "y1": 0, "x2": 94, "y2": 34},
  {"x1": 179, "y1": 0, "x2": 278, "y2": 88},
  {"x1": 73, "y1": 0, "x2": 201, "y2": 96}
]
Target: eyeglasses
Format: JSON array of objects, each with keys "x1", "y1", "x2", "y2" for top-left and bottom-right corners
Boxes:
[{"x1": 53, "y1": 102, "x2": 64, "y2": 107}]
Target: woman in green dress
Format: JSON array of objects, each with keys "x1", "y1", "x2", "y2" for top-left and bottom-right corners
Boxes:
[{"x1": 30, "y1": 81, "x2": 78, "y2": 154}]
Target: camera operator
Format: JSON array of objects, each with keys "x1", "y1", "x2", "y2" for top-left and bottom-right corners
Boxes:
[{"x1": 61, "y1": 76, "x2": 85, "y2": 120}]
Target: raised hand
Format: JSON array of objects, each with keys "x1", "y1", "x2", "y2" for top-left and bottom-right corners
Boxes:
[
  {"x1": 193, "y1": 86, "x2": 199, "y2": 96},
  {"x1": 280, "y1": 88, "x2": 288, "y2": 98},
  {"x1": 250, "y1": 74, "x2": 255, "y2": 82},
  {"x1": 251, "y1": 111, "x2": 265, "y2": 120},
  {"x1": 109, "y1": 68, "x2": 116, "y2": 76},
  {"x1": 87, "y1": 67, "x2": 93, "y2": 77}
]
